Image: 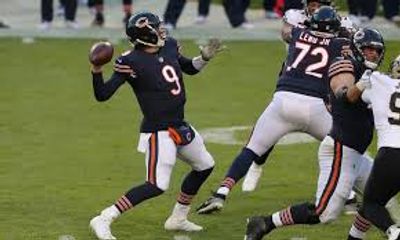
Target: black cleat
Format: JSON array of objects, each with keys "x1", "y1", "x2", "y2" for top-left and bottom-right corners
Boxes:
[
  {"x1": 196, "y1": 193, "x2": 226, "y2": 214},
  {"x1": 245, "y1": 216, "x2": 274, "y2": 240}
]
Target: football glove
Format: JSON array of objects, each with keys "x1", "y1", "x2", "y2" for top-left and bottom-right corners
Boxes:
[
  {"x1": 356, "y1": 69, "x2": 372, "y2": 91},
  {"x1": 200, "y1": 38, "x2": 224, "y2": 61}
]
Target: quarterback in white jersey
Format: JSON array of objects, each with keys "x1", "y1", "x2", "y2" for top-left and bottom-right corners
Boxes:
[{"x1": 347, "y1": 57, "x2": 400, "y2": 240}]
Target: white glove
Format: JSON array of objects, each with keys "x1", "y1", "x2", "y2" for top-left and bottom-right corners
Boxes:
[
  {"x1": 356, "y1": 69, "x2": 372, "y2": 91},
  {"x1": 200, "y1": 38, "x2": 224, "y2": 61}
]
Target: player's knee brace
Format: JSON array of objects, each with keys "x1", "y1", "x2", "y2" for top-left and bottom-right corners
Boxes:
[
  {"x1": 181, "y1": 167, "x2": 214, "y2": 195},
  {"x1": 291, "y1": 202, "x2": 321, "y2": 224}
]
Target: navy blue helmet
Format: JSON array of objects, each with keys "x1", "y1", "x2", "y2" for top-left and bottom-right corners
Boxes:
[
  {"x1": 309, "y1": 6, "x2": 341, "y2": 34},
  {"x1": 126, "y1": 12, "x2": 166, "y2": 47},
  {"x1": 352, "y1": 28, "x2": 385, "y2": 69}
]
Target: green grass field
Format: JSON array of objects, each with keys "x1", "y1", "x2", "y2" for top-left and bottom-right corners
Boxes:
[{"x1": 1, "y1": 38, "x2": 400, "y2": 240}]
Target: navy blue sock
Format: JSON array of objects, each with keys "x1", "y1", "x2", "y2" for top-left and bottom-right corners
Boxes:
[
  {"x1": 219, "y1": 148, "x2": 259, "y2": 190},
  {"x1": 114, "y1": 182, "x2": 163, "y2": 213},
  {"x1": 178, "y1": 167, "x2": 214, "y2": 205},
  {"x1": 254, "y1": 145, "x2": 275, "y2": 165}
]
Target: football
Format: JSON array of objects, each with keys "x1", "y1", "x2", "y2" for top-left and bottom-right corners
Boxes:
[{"x1": 89, "y1": 41, "x2": 114, "y2": 66}]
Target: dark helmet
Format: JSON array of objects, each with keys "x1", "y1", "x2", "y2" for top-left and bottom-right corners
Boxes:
[
  {"x1": 352, "y1": 28, "x2": 385, "y2": 69},
  {"x1": 308, "y1": 6, "x2": 341, "y2": 34},
  {"x1": 125, "y1": 12, "x2": 166, "y2": 47}
]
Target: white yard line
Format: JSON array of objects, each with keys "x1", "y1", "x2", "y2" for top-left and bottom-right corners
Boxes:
[{"x1": 200, "y1": 126, "x2": 317, "y2": 146}]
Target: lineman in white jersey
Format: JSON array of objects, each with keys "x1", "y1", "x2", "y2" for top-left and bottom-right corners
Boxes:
[{"x1": 347, "y1": 56, "x2": 400, "y2": 240}]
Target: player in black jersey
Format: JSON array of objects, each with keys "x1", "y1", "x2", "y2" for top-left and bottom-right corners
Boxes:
[
  {"x1": 244, "y1": 28, "x2": 391, "y2": 240},
  {"x1": 197, "y1": 6, "x2": 348, "y2": 215},
  {"x1": 89, "y1": 12, "x2": 223, "y2": 240}
]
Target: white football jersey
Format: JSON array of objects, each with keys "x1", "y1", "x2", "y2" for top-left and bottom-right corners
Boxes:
[
  {"x1": 283, "y1": 9, "x2": 356, "y2": 30},
  {"x1": 283, "y1": 9, "x2": 307, "y2": 28},
  {"x1": 362, "y1": 72, "x2": 400, "y2": 149}
]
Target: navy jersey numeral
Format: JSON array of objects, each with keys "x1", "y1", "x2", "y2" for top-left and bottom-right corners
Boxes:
[{"x1": 287, "y1": 42, "x2": 329, "y2": 79}]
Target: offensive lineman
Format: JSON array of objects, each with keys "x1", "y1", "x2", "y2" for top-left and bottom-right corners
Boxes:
[
  {"x1": 242, "y1": 0, "x2": 356, "y2": 194},
  {"x1": 347, "y1": 56, "x2": 400, "y2": 240},
  {"x1": 196, "y1": 6, "x2": 359, "y2": 215},
  {"x1": 244, "y1": 28, "x2": 386, "y2": 240},
  {"x1": 88, "y1": 12, "x2": 223, "y2": 240}
]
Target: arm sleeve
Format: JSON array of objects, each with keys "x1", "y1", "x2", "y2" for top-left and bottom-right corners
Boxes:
[
  {"x1": 328, "y1": 57, "x2": 354, "y2": 80},
  {"x1": 172, "y1": 38, "x2": 200, "y2": 75},
  {"x1": 361, "y1": 89, "x2": 372, "y2": 104},
  {"x1": 178, "y1": 55, "x2": 200, "y2": 75},
  {"x1": 92, "y1": 72, "x2": 126, "y2": 102}
]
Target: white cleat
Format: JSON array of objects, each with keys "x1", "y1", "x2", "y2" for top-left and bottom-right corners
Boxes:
[
  {"x1": 387, "y1": 225, "x2": 400, "y2": 240},
  {"x1": 164, "y1": 217, "x2": 203, "y2": 232},
  {"x1": 242, "y1": 162, "x2": 263, "y2": 192},
  {"x1": 90, "y1": 215, "x2": 116, "y2": 240}
]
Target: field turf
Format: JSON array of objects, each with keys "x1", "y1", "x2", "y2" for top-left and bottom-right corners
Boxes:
[{"x1": 1, "y1": 38, "x2": 399, "y2": 239}]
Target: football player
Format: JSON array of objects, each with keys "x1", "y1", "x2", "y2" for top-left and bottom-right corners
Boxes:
[
  {"x1": 347, "y1": 56, "x2": 400, "y2": 240},
  {"x1": 242, "y1": 0, "x2": 357, "y2": 193},
  {"x1": 244, "y1": 28, "x2": 392, "y2": 240},
  {"x1": 88, "y1": 12, "x2": 223, "y2": 240},
  {"x1": 197, "y1": 6, "x2": 350, "y2": 214}
]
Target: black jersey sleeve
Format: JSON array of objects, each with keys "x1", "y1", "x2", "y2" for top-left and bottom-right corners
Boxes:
[
  {"x1": 178, "y1": 56, "x2": 199, "y2": 75},
  {"x1": 92, "y1": 71, "x2": 126, "y2": 102},
  {"x1": 92, "y1": 57, "x2": 130, "y2": 101},
  {"x1": 328, "y1": 57, "x2": 354, "y2": 79},
  {"x1": 170, "y1": 38, "x2": 200, "y2": 75}
]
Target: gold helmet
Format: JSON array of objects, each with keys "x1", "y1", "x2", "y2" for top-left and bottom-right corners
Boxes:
[{"x1": 390, "y1": 54, "x2": 400, "y2": 79}]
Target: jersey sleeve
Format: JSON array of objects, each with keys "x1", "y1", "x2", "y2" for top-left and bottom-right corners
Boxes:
[
  {"x1": 328, "y1": 57, "x2": 354, "y2": 79},
  {"x1": 361, "y1": 88, "x2": 372, "y2": 104},
  {"x1": 171, "y1": 38, "x2": 200, "y2": 75},
  {"x1": 283, "y1": 9, "x2": 306, "y2": 28},
  {"x1": 113, "y1": 53, "x2": 136, "y2": 78},
  {"x1": 92, "y1": 71, "x2": 126, "y2": 101}
]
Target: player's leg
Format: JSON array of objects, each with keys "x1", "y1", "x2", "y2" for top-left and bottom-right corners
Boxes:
[
  {"x1": 245, "y1": 136, "x2": 358, "y2": 239},
  {"x1": 243, "y1": 94, "x2": 326, "y2": 192},
  {"x1": 91, "y1": 0, "x2": 104, "y2": 26},
  {"x1": 197, "y1": 94, "x2": 296, "y2": 214},
  {"x1": 353, "y1": 152, "x2": 400, "y2": 221},
  {"x1": 307, "y1": 100, "x2": 359, "y2": 214},
  {"x1": 122, "y1": 0, "x2": 132, "y2": 24},
  {"x1": 165, "y1": 127, "x2": 214, "y2": 231},
  {"x1": 348, "y1": 148, "x2": 400, "y2": 240},
  {"x1": 163, "y1": 0, "x2": 186, "y2": 28},
  {"x1": 90, "y1": 132, "x2": 177, "y2": 239},
  {"x1": 242, "y1": 145, "x2": 274, "y2": 192}
]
